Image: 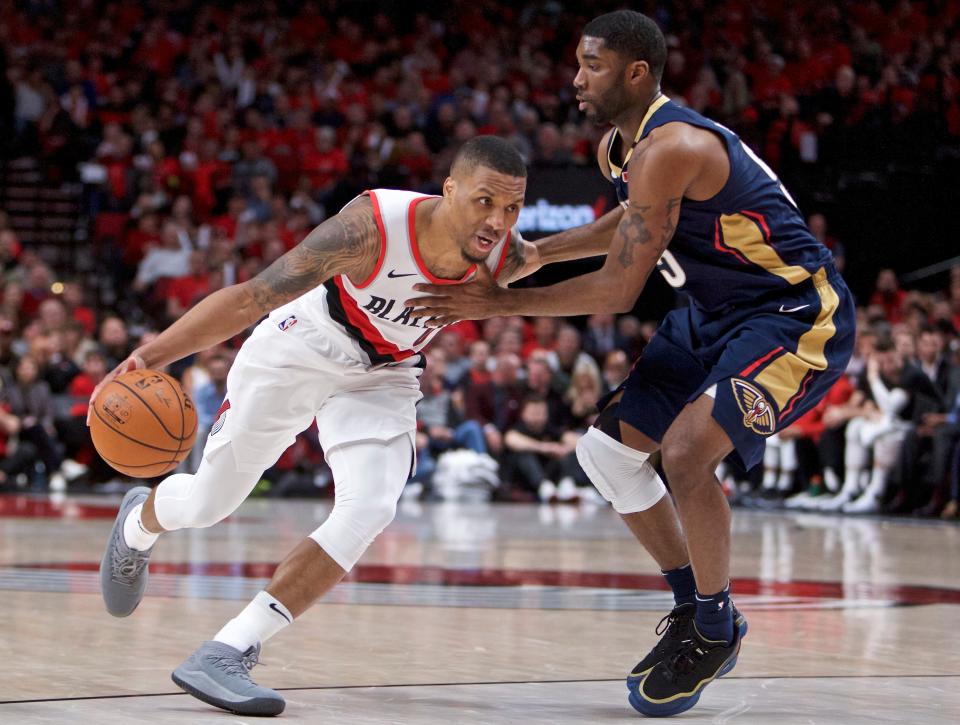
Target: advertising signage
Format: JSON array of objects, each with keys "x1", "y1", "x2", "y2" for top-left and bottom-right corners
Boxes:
[{"x1": 517, "y1": 167, "x2": 618, "y2": 238}]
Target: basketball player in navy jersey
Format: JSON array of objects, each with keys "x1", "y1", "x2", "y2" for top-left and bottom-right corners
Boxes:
[
  {"x1": 89, "y1": 137, "x2": 554, "y2": 716},
  {"x1": 409, "y1": 11, "x2": 856, "y2": 717}
]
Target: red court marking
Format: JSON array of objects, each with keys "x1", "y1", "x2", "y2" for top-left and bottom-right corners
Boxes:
[
  {"x1": 0, "y1": 495, "x2": 257, "y2": 522},
  {"x1": 0, "y1": 496, "x2": 118, "y2": 520},
  {"x1": 12, "y1": 561, "x2": 960, "y2": 606}
]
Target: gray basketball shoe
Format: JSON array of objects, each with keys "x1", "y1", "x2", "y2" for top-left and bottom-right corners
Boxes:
[
  {"x1": 99, "y1": 485, "x2": 154, "y2": 617},
  {"x1": 172, "y1": 641, "x2": 286, "y2": 716}
]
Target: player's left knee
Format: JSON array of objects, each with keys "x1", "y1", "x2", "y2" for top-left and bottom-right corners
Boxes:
[{"x1": 309, "y1": 435, "x2": 412, "y2": 571}]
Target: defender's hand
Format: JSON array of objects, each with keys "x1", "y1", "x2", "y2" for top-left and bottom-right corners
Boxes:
[
  {"x1": 406, "y1": 264, "x2": 507, "y2": 326},
  {"x1": 87, "y1": 352, "x2": 147, "y2": 425}
]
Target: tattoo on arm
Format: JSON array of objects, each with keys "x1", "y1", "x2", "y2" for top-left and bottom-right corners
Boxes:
[
  {"x1": 615, "y1": 205, "x2": 653, "y2": 268},
  {"x1": 497, "y1": 232, "x2": 527, "y2": 283},
  {"x1": 615, "y1": 198, "x2": 682, "y2": 269},
  {"x1": 661, "y1": 197, "x2": 681, "y2": 244},
  {"x1": 245, "y1": 196, "x2": 381, "y2": 316}
]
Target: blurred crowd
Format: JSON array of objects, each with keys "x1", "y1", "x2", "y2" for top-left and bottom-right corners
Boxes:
[{"x1": 1, "y1": 1, "x2": 960, "y2": 517}]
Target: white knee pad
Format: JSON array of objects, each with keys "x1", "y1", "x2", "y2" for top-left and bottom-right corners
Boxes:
[
  {"x1": 309, "y1": 434, "x2": 413, "y2": 572},
  {"x1": 575, "y1": 427, "x2": 666, "y2": 514},
  {"x1": 154, "y1": 442, "x2": 263, "y2": 531}
]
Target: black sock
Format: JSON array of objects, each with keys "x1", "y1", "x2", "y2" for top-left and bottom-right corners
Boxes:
[
  {"x1": 662, "y1": 563, "x2": 696, "y2": 606},
  {"x1": 694, "y1": 583, "x2": 733, "y2": 644}
]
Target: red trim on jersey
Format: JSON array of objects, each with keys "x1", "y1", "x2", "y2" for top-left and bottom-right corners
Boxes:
[
  {"x1": 214, "y1": 399, "x2": 231, "y2": 418},
  {"x1": 781, "y1": 370, "x2": 814, "y2": 418},
  {"x1": 493, "y1": 231, "x2": 512, "y2": 280},
  {"x1": 713, "y1": 218, "x2": 748, "y2": 264},
  {"x1": 741, "y1": 210, "x2": 772, "y2": 242},
  {"x1": 331, "y1": 276, "x2": 410, "y2": 360},
  {"x1": 408, "y1": 196, "x2": 477, "y2": 285},
  {"x1": 354, "y1": 190, "x2": 387, "y2": 289},
  {"x1": 740, "y1": 345, "x2": 785, "y2": 377}
]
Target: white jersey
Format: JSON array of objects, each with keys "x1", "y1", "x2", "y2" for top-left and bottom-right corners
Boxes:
[{"x1": 268, "y1": 189, "x2": 514, "y2": 369}]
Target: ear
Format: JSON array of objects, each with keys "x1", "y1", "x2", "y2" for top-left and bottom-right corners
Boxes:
[
  {"x1": 627, "y1": 60, "x2": 651, "y2": 87},
  {"x1": 442, "y1": 176, "x2": 455, "y2": 198}
]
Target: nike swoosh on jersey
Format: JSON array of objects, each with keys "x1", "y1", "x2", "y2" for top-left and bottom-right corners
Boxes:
[
  {"x1": 387, "y1": 270, "x2": 418, "y2": 278},
  {"x1": 778, "y1": 304, "x2": 810, "y2": 313}
]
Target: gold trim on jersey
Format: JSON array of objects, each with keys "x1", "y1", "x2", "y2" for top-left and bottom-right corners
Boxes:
[
  {"x1": 753, "y1": 267, "x2": 840, "y2": 410},
  {"x1": 718, "y1": 213, "x2": 811, "y2": 284},
  {"x1": 608, "y1": 94, "x2": 672, "y2": 178}
]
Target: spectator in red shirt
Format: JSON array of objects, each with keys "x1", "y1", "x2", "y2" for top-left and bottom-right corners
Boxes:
[
  {"x1": 61, "y1": 280, "x2": 97, "y2": 335},
  {"x1": 167, "y1": 251, "x2": 212, "y2": 321},
  {"x1": 301, "y1": 126, "x2": 349, "y2": 194},
  {"x1": 869, "y1": 268, "x2": 907, "y2": 323},
  {"x1": 522, "y1": 317, "x2": 558, "y2": 359}
]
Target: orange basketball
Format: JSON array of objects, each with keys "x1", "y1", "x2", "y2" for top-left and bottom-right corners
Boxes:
[{"x1": 89, "y1": 369, "x2": 198, "y2": 478}]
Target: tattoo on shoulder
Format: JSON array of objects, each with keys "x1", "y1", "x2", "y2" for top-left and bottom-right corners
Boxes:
[
  {"x1": 246, "y1": 196, "x2": 381, "y2": 314},
  {"x1": 497, "y1": 232, "x2": 527, "y2": 283},
  {"x1": 616, "y1": 197, "x2": 682, "y2": 269}
]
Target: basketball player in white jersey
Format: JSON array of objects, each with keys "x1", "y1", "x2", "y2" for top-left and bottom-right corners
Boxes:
[{"x1": 90, "y1": 137, "x2": 543, "y2": 716}]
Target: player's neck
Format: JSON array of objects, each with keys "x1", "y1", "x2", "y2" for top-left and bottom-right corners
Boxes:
[
  {"x1": 613, "y1": 88, "x2": 663, "y2": 146},
  {"x1": 415, "y1": 197, "x2": 473, "y2": 280}
]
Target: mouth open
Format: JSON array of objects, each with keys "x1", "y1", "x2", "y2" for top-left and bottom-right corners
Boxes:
[{"x1": 474, "y1": 233, "x2": 497, "y2": 252}]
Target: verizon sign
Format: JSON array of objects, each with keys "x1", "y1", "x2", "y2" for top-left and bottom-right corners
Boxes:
[
  {"x1": 516, "y1": 167, "x2": 617, "y2": 237},
  {"x1": 518, "y1": 199, "x2": 597, "y2": 232}
]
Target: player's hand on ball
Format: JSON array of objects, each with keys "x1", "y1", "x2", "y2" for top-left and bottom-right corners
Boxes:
[{"x1": 86, "y1": 351, "x2": 146, "y2": 425}]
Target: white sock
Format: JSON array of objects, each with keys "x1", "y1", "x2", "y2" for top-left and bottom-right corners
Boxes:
[
  {"x1": 122, "y1": 503, "x2": 160, "y2": 551},
  {"x1": 214, "y1": 591, "x2": 293, "y2": 652}
]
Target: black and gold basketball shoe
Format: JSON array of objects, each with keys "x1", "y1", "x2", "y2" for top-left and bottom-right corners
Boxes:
[
  {"x1": 626, "y1": 602, "x2": 747, "y2": 689},
  {"x1": 628, "y1": 622, "x2": 742, "y2": 717}
]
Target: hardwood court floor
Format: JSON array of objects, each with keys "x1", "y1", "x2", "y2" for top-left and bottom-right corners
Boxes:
[{"x1": 1, "y1": 493, "x2": 958, "y2": 723}]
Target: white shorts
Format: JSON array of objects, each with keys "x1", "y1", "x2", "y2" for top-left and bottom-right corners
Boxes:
[{"x1": 203, "y1": 320, "x2": 423, "y2": 473}]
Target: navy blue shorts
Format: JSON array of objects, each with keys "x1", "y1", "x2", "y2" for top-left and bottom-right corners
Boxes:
[{"x1": 600, "y1": 268, "x2": 856, "y2": 471}]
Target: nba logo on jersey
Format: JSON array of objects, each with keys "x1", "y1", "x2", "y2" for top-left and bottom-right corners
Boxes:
[
  {"x1": 278, "y1": 315, "x2": 298, "y2": 331},
  {"x1": 731, "y1": 378, "x2": 776, "y2": 435}
]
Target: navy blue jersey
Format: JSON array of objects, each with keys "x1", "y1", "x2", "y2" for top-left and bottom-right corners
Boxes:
[{"x1": 607, "y1": 96, "x2": 834, "y2": 313}]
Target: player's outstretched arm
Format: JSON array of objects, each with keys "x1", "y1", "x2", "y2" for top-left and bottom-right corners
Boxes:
[
  {"x1": 87, "y1": 197, "x2": 380, "y2": 420},
  {"x1": 407, "y1": 135, "x2": 701, "y2": 322},
  {"x1": 530, "y1": 205, "x2": 625, "y2": 267}
]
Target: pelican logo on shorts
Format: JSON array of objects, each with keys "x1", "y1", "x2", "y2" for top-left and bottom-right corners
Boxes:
[
  {"x1": 730, "y1": 378, "x2": 776, "y2": 435},
  {"x1": 278, "y1": 314, "x2": 298, "y2": 331},
  {"x1": 210, "y1": 399, "x2": 230, "y2": 436}
]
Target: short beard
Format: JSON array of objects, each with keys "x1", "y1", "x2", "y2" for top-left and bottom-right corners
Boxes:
[
  {"x1": 461, "y1": 247, "x2": 489, "y2": 265},
  {"x1": 588, "y1": 74, "x2": 632, "y2": 126}
]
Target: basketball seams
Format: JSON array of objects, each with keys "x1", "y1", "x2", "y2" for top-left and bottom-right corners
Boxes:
[
  {"x1": 92, "y1": 369, "x2": 198, "y2": 478},
  {"x1": 114, "y1": 377, "x2": 191, "y2": 442},
  {"x1": 166, "y1": 372, "x2": 197, "y2": 440},
  {"x1": 91, "y1": 405, "x2": 186, "y2": 454},
  {"x1": 98, "y1": 453, "x2": 178, "y2": 471},
  {"x1": 165, "y1": 375, "x2": 187, "y2": 473}
]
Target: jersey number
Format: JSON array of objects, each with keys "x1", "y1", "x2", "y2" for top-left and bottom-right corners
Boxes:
[
  {"x1": 656, "y1": 249, "x2": 686, "y2": 288},
  {"x1": 653, "y1": 130, "x2": 798, "y2": 290}
]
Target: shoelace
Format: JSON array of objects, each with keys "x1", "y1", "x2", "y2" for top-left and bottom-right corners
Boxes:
[
  {"x1": 664, "y1": 639, "x2": 710, "y2": 681},
  {"x1": 207, "y1": 649, "x2": 261, "y2": 681},
  {"x1": 654, "y1": 607, "x2": 693, "y2": 640}
]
